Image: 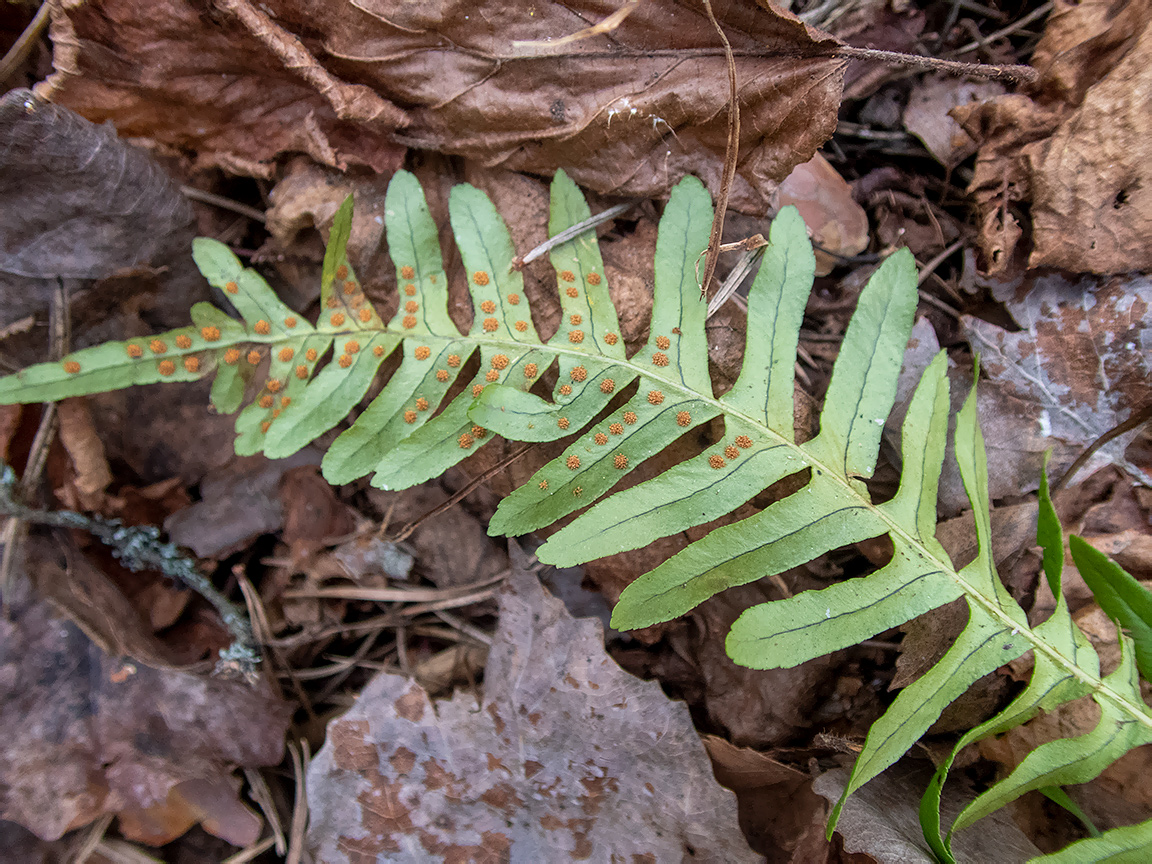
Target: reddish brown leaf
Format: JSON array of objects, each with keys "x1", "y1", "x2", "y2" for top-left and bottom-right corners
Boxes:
[
  {"x1": 0, "y1": 557, "x2": 291, "y2": 844},
  {"x1": 42, "y1": 0, "x2": 843, "y2": 209}
]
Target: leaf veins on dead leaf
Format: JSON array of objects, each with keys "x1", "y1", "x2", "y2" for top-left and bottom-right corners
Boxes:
[{"x1": 41, "y1": 0, "x2": 843, "y2": 208}]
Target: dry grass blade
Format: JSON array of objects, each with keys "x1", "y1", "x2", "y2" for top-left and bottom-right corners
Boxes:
[
  {"x1": 221, "y1": 836, "x2": 277, "y2": 864},
  {"x1": 1, "y1": 282, "x2": 66, "y2": 607},
  {"x1": 285, "y1": 740, "x2": 310, "y2": 864},
  {"x1": 242, "y1": 766, "x2": 287, "y2": 855},
  {"x1": 91, "y1": 840, "x2": 163, "y2": 864},
  {"x1": 697, "y1": 0, "x2": 740, "y2": 299},
  {"x1": 71, "y1": 812, "x2": 114, "y2": 864},
  {"x1": 284, "y1": 571, "x2": 507, "y2": 603},
  {"x1": 512, "y1": 201, "x2": 637, "y2": 270},
  {"x1": 512, "y1": 0, "x2": 642, "y2": 51}
]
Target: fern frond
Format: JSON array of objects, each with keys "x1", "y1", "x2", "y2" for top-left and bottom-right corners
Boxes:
[
  {"x1": 3, "y1": 170, "x2": 1151, "y2": 858},
  {"x1": 919, "y1": 460, "x2": 1152, "y2": 863}
]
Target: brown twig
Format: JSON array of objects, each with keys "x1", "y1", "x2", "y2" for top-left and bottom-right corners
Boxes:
[
  {"x1": 1, "y1": 280, "x2": 66, "y2": 610},
  {"x1": 697, "y1": 0, "x2": 740, "y2": 299},
  {"x1": 831, "y1": 45, "x2": 1037, "y2": 85},
  {"x1": 949, "y1": 1, "x2": 1053, "y2": 59},
  {"x1": 1053, "y1": 405, "x2": 1152, "y2": 493},
  {"x1": 389, "y1": 443, "x2": 532, "y2": 544},
  {"x1": 180, "y1": 186, "x2": 267, "y2": 224}
]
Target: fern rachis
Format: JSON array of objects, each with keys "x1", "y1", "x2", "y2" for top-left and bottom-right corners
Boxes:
[{"x1": 2, "y1": 170, "x2": 1150, "y2": 861}]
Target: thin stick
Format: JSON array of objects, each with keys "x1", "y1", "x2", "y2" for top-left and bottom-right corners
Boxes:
[
  {"x1": 71, "y1": 813, "x2": 114, "y2": 864},
  {"x1": 0, "y1": 466, "x2": 261, "y2": 675},
  {"x1": 511, "y1": 202, "x2": 636, "y2": 270},
  {"x1": 221, "y1": 836, "x2": 277, "y2": 864},
  {"x1": 181, "y1": 186, "x2": 267, "y2": 224},
  {"x1": 285, "y1": 740, "x2": 310, "y2": 864},
  {"x1": 285, "y1": 571, "x2": 508, "y2": 602},
  {"x1": 0, "y1": 1, "x2": 50, "y2": 84},
  {"x1": 242, "y1": 767, "x2": 287, "y2": 856},
  {"x1": 390, "y1": 444, "x2": 531, "y2": 543},
  {"x1": 1053, "y1": 404, "x2": 1152, "y2": 493},
  {"x1": 832, "y1": 45, "x2": 1038, "y2": 85},
  {"x1": 707, "y1": 246, "x2": 764, "y2": 319},
  {"x1": 950, "y1": 2, "x2": 1053, "y2": 58},
  {"x1": 697, "y1": 0, "x2": 740, "y2": 299},
  {"x1": 917, "y1": 287, "x2": 961, "y2": 320},
  {"x1": 2, "y1": 281, "x2": 67, "y2": 610},
  {"x1": 434, "y1": 609, "x2": 494, "y2": 646}
]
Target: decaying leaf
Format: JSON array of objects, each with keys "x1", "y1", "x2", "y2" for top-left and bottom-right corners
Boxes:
[
  {"x1": 0, "y1": 88, "x2": 192, "y2": 282},
  {"x1": 307, "y1": 549, "x2": 757, "y2": 862},
  {"x1": 0, "y1": 88, "x2": 197, "y2": 334},
  {"x1": 956, "y1": 0, "x2": 1152, "y2": 273},
  {"x1": 702, "y1": 735, "x2": 832, "y2": 861},
  {"x1": 775, "y1": 153, "x2": 869, "y2": 275},
  {"x1": 902, "y1": 74, "x2": 1004, "y2": 167},
  {"x1": 164, "y1": 450, "x2": 323, "y2": 559},
  {"x1": 813, "y1": 760, "x2": 1041, "y2": 863},
  {"x1": 55, "y1": 397, "x2": 113, "y2": 511},
  {"x1": 965, "y1": 271, "x2": 1152, "y2": 488},
  {"x1": 0, "y1": 560, "x2": 291, "y2": 845},
  {"x1": 42, "y1": 0, "x2": 843, "y2": 209}
]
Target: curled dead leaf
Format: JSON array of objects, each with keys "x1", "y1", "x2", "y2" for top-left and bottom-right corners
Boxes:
[{"x1": 43, "y1": 0, "x2": 844, "y2": 208}]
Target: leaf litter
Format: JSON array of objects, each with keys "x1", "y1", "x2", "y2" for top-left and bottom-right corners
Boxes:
[
  {"x1": 0, "y1": 543, "x2": 291, "y2": 846},
  {"x1": 4, "y1": 0, "x2": 1152, "y2": 860},
  {"x1": 40, "y1": 0, "x2": 843, "y2": 208},
  {"x1": 306, "y1": 545, "x2": 759, "y2": 862}
]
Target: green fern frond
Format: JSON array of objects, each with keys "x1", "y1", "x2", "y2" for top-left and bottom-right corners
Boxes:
[
  {"x1": 3, "y1": 170, "x2": 1150, "y2": 859},
  {"x1": 919, "y1": 460, "x2": 1152, "y2": 863}
]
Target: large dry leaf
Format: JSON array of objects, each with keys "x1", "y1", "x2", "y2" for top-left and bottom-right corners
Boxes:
[
  {"x1": 965, "y1": 271, "x2": 1152, "y2": 488},
  {"x1": 0, "y1": 88, "x2": 197, "y2": 333},
  {"x1": 307, "y1": 547, "x2": 757, "y2": 862},
  {"x1": 41, "y1": 0, "x2": 843, "y2": 210},
  {"x1": 0, "y1": 550, "x2": 291, "y2": 844},
  {"x1": 956, "y1": 0, "x2": 1152, "y2": 273}
]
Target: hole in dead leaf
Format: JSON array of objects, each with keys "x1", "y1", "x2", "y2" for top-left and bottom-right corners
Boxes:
[{"x1": 1112, "y1": 185, "x2": 1136, "y2": 209}]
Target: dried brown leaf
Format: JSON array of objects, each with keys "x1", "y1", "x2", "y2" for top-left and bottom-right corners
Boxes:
[
  {"x1": 903, "y1": 74, "x2": 1004, "y2": 167},
  {"x1": 306, "y1": 546, "x2": 758, "y2": 862},
  {"x1": 0, "y1": 88, "x2": 199, "y2": 345},
  {"x1": 703, "y1": 736, "x2": 833, "y2": 860},
  {"x1": 956, "y1": 0, "x2": 1152, "y2": 273},
  {"x1": 964, "y1": 272, "x2": 1152, "y2": 488},
  {"x1": 43, "y1": 0, "x2": 843, "y2": 209},
  {"x1": 814, "y1": 760, "x2": 1041, "y2": 863},
  {"x1": 55, "y1": 398, "x2": 113, "y2": 511},
  {"x1": 164, "y1": 450, "x2": 323, "y2": 559},
  {"x1": 776, "y1": 153, "x2": 869, "y2": 275},
  {"x1": 0, "y1": 561, "x2": 291, "y2": 845}
]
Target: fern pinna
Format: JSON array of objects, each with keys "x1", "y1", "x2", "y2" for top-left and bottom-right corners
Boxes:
[{"x1": 2, "y1": 171, "x2": 1150, "y2": 861}]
